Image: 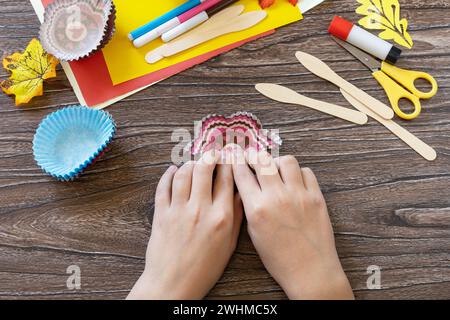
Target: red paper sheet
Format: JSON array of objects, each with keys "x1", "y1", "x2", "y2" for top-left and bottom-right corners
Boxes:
[{"x1": 42, "y1": 0, "x2": 273, "y2": 107}]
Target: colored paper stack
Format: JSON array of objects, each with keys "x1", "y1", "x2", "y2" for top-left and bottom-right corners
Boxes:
[{"x1": 31, "y1": 0, "x2": 324, "y2": 109}]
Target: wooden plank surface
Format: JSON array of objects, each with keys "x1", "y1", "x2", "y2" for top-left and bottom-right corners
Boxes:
[{"x1": 0, "y1": 0, "x2": 449, "y2": 299}]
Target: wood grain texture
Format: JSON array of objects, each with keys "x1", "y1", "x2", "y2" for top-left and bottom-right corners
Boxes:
[{"x1": 0, "y1": 0, "x2": 449, "y2": 300}]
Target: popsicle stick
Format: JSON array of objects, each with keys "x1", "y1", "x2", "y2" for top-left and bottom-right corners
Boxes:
[
  {"x1": 145, "y1": 5, "x2": 244, "y2": 62},
  {"x1": 166, "y1": 11, "x2": 266, "y2": 55},
  {"x1": 341, "y1": 89, "x2": 437, "y2": 161},
  {"x1": 255, "y1": 83, "x2": 368, "y2": 125},
  {"x1": 146, "y1": 10, "x2": 267, "y2": 63},
  {"x1": 183, "y1": 5, "x2": 245, "y2": 36},
  {"x1": 295, "y1": 51, "x2": 395, "y2": 120}
]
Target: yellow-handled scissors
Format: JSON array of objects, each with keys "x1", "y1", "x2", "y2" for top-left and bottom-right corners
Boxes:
[{"x1": 333, "y1": 37, "x2": 438, "y2": 120}]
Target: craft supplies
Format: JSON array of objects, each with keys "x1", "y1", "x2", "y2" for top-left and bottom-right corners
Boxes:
[
  {"x1": 162, "y1": 0, "x2": 239, "y2": 43},
  {"x1": 255, "y1": 83, "x2": 368, "y2": 125},
  {"x1": 295, "y1": 51, "x2": 394, "y2": 120},
  {"x1": 356, "y1": 0, "x2": 413, "y2": 49},
  {"x1": 32, "y1": 1, "x2": 268, "y2": 107},
  {"x1": 133, "y1": 0, "x2": 226, "y2": 48},
  {"x1": 128, "y1": 0, "x2": 206, "y2": 41},
  {"x1": 1, "y1": 38, "x2": 59, "y2": 106},
  {"x1": 39, "y1": 0, "x2": 116, "y2": 61},
  {"x1": 188, "y1": 112, "x2": 282, "y2": 157},
  {"x1": 341, "y1": 90, "x2": 436, "y2": 161},
  {"x1": 104, "y1": 0, "x2": 302, "y2": 85},
  {"x1": 34, "y1": 1, "x2": 275, "y2": 108},
  {"x1": 33, "y1": 106, "x2": 116, "y2": 181},
  {"x1": 329, "y1": 16, "x2": 401, "y2": 64},
  {"x1": 31, "y1": 0, "x2": 322, "y2": 108},
  {"x1": 333, "y1": 36, "x2": 438, "y2": 120},
  {"x1": 146, "y1": 7, "x2": 267, "y2": 64}
]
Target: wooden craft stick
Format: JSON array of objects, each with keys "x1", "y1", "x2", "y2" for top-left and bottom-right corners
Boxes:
[
  {"x1": 295, "y1": 51, "x2": 395, "y2": 120},
  {"x1": 255, "y1": 83, "x2": 368, "y2": 125},
  {"x1": 146, "y1": 8, "x2": 267, "y2": 64},
  {"x1": 341, "y1": 89, "x2": 437, "y2": 161},
  {"x1": 182, "y1": 5, "x2": 245, "y2": 36}
]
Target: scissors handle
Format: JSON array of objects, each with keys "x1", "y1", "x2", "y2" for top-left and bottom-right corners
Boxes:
[
  {"x1": 373, "y1": 69, "x2": 422, "y2": 120},
  {"x1": 381, "y1": 62, "x2": 438, "y2": 99}
]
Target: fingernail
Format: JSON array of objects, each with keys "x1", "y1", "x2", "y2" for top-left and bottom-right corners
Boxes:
[
  {"x1": 227, "y1": 148, "x2": 236, "y2": 165},
  {"x1": 220, "y1": 149, "x2": 228, "y2": 164},
  {"x1": 232, "y1": 146, "x2": 246, "y2": 166},
  {"x1": 245, "y1": 147, "x2": 258, "y2": 165},
  {"x1": 202, "y1": 149, "x2": 219, "y2": 165},
  {"x1": 234, "y1": 144, "x2": 244, "y2": 153}
]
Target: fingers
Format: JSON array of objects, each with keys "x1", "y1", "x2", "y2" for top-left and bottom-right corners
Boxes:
[
  {"x1": 213, "y1": 160, "x2": 234, "y2": 205},
  {"x1": 274, "y1": 156, "x2": 305, "y2": 189},
  {"x1": 172, "y1": 161, "x2": 195, "y2": 205},
  {"x1": 301, "y1": 167, "x2": 321, "y2": 192},
  {"x1": 231, "y1": 146, "x2": 260, "y2": 209},
  {"x1": 155, "y1": 165, "x2": 178, "y2": 209},
  {"x1": 191, "y1": 150, "x2": 220, "y2": 204},
  {"x1": 245, "y1": 148, "x2": 283, "y2": 190}
]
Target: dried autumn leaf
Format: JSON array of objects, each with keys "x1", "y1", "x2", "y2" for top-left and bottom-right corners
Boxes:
[
  {"x1": 259, "y1": 0, "x2": 298, "y2": 9},
  {"x1": 1, "y1": 38, "x2": 59, "y2": 106},
  {"x1": 356, "y1": 0, "x2": 413, "y2": 49}
]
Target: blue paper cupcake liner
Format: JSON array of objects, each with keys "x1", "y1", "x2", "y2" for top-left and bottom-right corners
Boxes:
[{"x1": 33, "y1": 105, "x2": 116, "y2": 181}]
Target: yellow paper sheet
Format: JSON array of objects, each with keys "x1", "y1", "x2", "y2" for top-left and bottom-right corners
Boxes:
[{"x1": 103, "y1": 0, "x2": 302, "y2": 85}]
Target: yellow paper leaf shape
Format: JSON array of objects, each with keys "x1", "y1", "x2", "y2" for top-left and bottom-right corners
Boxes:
[
  {"x1": 1, "y1": 38, "x2": 59, "y2": 106},
  {"x1": 356, "y1": 0, "x2": 413, "y2": 49}
]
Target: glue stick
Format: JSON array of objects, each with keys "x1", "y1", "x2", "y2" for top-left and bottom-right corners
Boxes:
[{"x1": 328, "y1": 16, "x2": 402, "y2": 64}]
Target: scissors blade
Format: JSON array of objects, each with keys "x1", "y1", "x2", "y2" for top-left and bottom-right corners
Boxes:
[{"x1": 332, "y1": 36, "x2": 381, "y2": 72}]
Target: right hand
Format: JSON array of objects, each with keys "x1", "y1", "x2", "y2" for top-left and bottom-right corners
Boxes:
[{"x1": 231, "y1": 146, "x2": 354, "y2": 300}]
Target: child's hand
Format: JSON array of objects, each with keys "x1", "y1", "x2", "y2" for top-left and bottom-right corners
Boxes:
[
  {"x1": 231, "y1": 146, "x2": 354, "y2": 300},
  {"x1": 127, "y1": 150, "x2": 243, "y2": 300}
]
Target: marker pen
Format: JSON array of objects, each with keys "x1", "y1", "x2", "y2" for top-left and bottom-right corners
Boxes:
[
  {"x1": 128, "y1": 0, "x2": 207, "y2": 42},
  {"x1": 133, "y1": 0, "x2": 223, "y2": 48},
  {"x1": 328, "y1": 16, "x2": 402, "y2": 64},
  {"x1": 162, "y1": 0, "x2": 239, "y2": 43}
]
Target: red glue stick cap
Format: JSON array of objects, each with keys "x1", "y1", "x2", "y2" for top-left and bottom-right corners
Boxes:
[{"x1": 328, "y1": 16, "x2": 354, "y2": 41}]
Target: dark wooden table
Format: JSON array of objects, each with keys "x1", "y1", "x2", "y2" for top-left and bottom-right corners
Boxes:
[{"x1": 1, "y1": 0, "x2": 449, "y2": 300}]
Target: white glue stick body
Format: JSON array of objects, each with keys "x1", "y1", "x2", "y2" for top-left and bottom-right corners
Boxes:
[{"x1": 329, "y1": 16, "x2": 401, "y2": 64}]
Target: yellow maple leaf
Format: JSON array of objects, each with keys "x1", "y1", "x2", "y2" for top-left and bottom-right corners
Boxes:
[
  {"x1": 356, "y1": 0, "x2": 413, "y2": 49},
  {"x1": 1, "y1": 38, "x2": 59, "y2": 106}
]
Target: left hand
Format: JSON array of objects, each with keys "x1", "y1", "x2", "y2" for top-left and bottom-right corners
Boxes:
[{"x1": 127, "y1": 150, "x2": 243, "y2": 300}]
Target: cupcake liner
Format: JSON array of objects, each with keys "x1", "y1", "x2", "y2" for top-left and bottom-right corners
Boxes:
[
  {"x1": 187, "y1": 111, "x2": 282, "y2": 157},
  {"x1": 33, "y1": 105, "x2": 116, "y2": 181},
  {"x1": 101, "y1": 3, "x2": 116, "y2": 48},
  {"x1": 39, "y1": 0, "x2": 116, "y2": 61}
]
